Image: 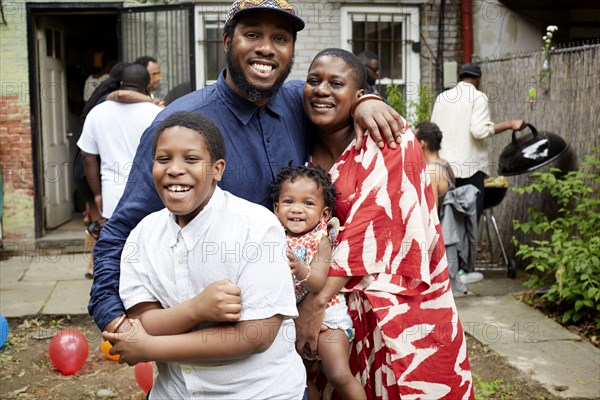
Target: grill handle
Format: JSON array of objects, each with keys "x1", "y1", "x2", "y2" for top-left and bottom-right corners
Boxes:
[{"x1": 511, "y1": 123, "x2": 538, "y2": 144}]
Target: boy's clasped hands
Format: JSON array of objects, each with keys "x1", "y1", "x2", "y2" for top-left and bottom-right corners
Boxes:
[{"x1": 102, "y1": 279, "x2": 242, "y2": 366}]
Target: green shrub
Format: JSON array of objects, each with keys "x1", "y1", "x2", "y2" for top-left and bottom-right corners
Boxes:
[
  {"x1": 385, "y1": 83, "x2": 406, "y2": 119},
  {"x1": 512, "y1": 150, "x2": 600, "y2": 328},
  {"x1": 385, "y1": 83, "x2": 431, "y2": 127},
  {"x1": 413, "y1": 83, "x2": 432, "y2": 126}
]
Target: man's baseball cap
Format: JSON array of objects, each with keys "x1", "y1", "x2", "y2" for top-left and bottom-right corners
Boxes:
[
  {"x1": 459, "y1": 63, "x2": 482, "y2": 78},
  {"x1": 225, "y1": 0, "x2": 305, "y2": 32}
]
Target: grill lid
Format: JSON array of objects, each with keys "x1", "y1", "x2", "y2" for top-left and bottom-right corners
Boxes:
[{"x1": 498, "y1": 123, "x2": 569, "y2": 176}]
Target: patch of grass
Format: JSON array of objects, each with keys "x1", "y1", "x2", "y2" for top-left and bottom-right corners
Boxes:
[
  {"x1": 473, "y1": 374, "x2": 519, "y2": 400},
  {"x1": 0, "y1": 352, "x2": 18, "y2": 369}
]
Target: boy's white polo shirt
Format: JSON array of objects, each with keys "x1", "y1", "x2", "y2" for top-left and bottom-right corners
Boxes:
[{"x1": 120, "y1": 187, "x2": 305, "y2": 399}]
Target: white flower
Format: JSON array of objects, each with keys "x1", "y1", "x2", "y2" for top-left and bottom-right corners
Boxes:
[{"x1": 542, "y1": 25, "x2": 558, "y2": 53}]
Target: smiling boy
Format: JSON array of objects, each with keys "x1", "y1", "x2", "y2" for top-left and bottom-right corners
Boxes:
[{"x1": 103, "y1": 111, "x2": 305, "y2": 399}]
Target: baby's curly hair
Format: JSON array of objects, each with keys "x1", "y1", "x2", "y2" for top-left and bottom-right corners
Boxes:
[{"x1": 270, "y1": 165, "x2": 337, "y2": 214}]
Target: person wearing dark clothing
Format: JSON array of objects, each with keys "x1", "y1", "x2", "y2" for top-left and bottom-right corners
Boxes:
[{"x1": 358, "y1": 50, "x2": 381, "y2": 96}]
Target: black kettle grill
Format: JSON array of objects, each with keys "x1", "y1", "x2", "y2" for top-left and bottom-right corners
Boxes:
[
  {"x1": 498, "y1": 123, "x2": 569, "y2": 176},
  {"x1": 479, "y1": 124, "x2": 569, "y2": 278}
]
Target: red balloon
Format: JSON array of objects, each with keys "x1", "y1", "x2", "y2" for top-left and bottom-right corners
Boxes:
[
  {"x1": 48, "y1": 329, "x2": 89, "y2": 375},
  {"x1": 134, "y1": 362, "x2": 154, "y2": 393}
]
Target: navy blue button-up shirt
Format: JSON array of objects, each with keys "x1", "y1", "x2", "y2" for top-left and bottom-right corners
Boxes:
[{"x1": 90, "y1": 71, "x2": 310, "y2": 330}]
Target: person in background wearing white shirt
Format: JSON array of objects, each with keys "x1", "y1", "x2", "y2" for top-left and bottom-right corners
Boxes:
[
  {"x1": 77, "y1": 63, "x2": 162, "y2": 220},
  {"x1": 102, "y1": 111, "x2": 306, "y2": 399},
  {"x1": 431, "y1": 62, "x2": 526, "y2": 283}
]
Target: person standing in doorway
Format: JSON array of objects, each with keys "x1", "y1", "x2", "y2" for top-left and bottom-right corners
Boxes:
[{"x1": 83, "y1": 52, "x2": 117, "y2": 102}]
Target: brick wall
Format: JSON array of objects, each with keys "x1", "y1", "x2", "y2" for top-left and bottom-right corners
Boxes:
[
  {"x1": 1, "y1": 0, "x2": 35, "y2": 239},
  {"x1": 288, "y1": 1, "x2": 341, "y2": 81},
  {"x1": 0, "y1": 96, "x2": 33, "y2": 195},
  {"x1": 420, "y1": 0, "x2": 463, "y2": 93}
]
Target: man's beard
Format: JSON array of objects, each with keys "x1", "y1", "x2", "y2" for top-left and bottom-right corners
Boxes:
[
  {"x1": 366, "y1": 75, "x2": 376, "y2": 86},
  {"x1": 226, "y1": 44, "x2": 294, "y2": 103}
]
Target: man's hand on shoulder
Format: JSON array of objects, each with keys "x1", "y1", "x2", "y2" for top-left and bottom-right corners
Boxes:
[{"x1": 352, "y1": 97, "x2": 406, "y2": 150}]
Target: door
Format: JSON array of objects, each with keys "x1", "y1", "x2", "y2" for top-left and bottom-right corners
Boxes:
[{"x1": 37, "y1": 17, "x2": 71, "y2": 228}]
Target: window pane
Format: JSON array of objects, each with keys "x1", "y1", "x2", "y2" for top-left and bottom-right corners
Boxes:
[
  {"x1": 366, "y1": 21, "x2": 378, "y2": 40},
  {"x1": 204, "y1": 20, "x2": 226, "y2": 83},
  {"x1": 45, "y1": 29, "x2": 53, "y2": 57},
  {"x1": 392, "y1": 21, "x2": 403, "y2": 77},
  {"x1": 351, "y1": 15, "x2": 403, "y2": 80},
  {"x1": 393, "y1": 38, "x2": 403, "y2": 77},
  {"x1": 352, "y1": 21, "x2": 364, "y2": 53},
  {"x1": 379, "y1": 21, "x2": 390, "y2": 43},
  {"x1": 54, "y1": 30, "x2": 62, "y2": 60}
]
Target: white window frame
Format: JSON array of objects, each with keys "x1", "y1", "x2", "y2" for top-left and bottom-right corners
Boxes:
[
  {"x1": 340, "y1": 5, "x2": 421, "y2": 106},
  {"x1": 194, "y1": 4, "x2": 229, "y2": 88}
]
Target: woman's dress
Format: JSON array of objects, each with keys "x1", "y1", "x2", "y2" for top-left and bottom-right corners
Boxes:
[{"x1": 325, "y1": 129, "x2": 474, "y2": 400}]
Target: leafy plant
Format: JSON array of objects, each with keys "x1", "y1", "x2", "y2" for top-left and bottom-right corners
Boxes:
[
  {"x1": 512, "y1": 150, "x2": 600, "y2": 328},
  {"x1": 413, "y1": 83, "x2": 432, "y2": 125},
  {"x1": 472, "y1": 374, "x2": 521, "y2": 400},
  {"x1": 385, "y1": 84, "x2": 406, "y2": 120},
  {"x1": 385, "y1": 83, "x2": 432, "y2": 127},
  {"x1": 473, "y1": 375, "x2": 502, "y2": 399}
]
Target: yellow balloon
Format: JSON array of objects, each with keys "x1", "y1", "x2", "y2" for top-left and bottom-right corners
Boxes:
[{"x1": 101, "y1": 340, "x2": 119, "y2": 361}]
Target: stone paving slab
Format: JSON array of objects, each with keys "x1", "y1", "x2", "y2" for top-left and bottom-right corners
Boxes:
[
  {"x1": 468, "y1": 272, "x2": 529, "y2": 295},
  {"x1": 22, "y1": 255, "x2": 90, "y2": 282},
  {"x1": 0, "y1": 256, "x2": 32, "y2": 282},
  {"x1": 0, "y1": 281, "x2": 56, "y2": 317},
  {"x1": 42, "y1": 280, "x2": 92, "y2": 315},
  {"x1": 456, "y1": 295, "x2": 600, "y2": 399},
  {"x1": 492, "y1": 338, "x2": 600, "y2": 398},
  {"x1": 456, "y1": 295, "x2": 580, "y2": 342}
]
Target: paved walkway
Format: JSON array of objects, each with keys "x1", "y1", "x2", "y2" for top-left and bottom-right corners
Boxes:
[
  {"x1": 1, "y1": 242, "x2": 599, "y2": 399},
  {"x1": 457, "y1": 275, "x2": 600, "y2": 399}
]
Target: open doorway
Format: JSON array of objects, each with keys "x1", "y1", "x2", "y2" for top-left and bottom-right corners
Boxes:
[
  {"x1": 29, "y1": 4, "x2": 120, "y2": 236},
  {"x1": 29, "y1": 3, "x2": 195, "y2": 237},
  {"x1": 63, "y1": 12, "x2": 119, "y2": 178}
]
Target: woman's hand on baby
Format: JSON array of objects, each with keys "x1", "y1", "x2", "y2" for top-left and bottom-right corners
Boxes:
[{"x1": 191, "y1": 280, "x2": 242, "y2": 322}]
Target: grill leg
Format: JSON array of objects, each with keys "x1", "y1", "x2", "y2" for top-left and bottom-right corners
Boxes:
[
  {"x1": 489, "y1": 210, "x2": 509, "y2": 267},
  {"x1": 484, "y1": 210, "x2": 494, "y2": 261}
]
